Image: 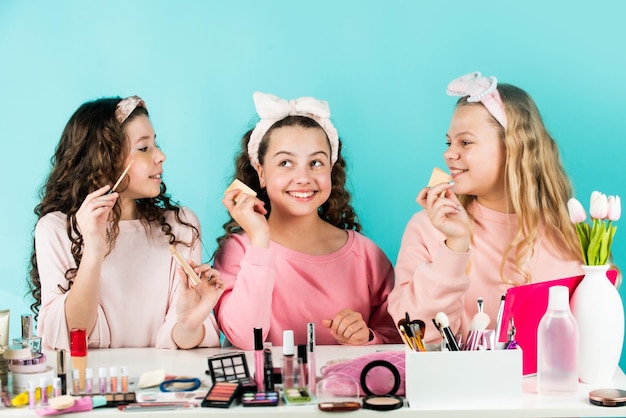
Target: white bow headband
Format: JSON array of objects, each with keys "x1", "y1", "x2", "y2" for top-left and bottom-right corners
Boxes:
[
  {"x1": 446, "y1": 72, "x2": 508, "y2": 129},
  {"x1": 247, "y1": 92, "x2": 339, "y2": 167}
]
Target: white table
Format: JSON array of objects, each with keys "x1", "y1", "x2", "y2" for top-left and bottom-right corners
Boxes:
[{"x1": 3, "y1": 344, "x2": 626, "y2": 417}]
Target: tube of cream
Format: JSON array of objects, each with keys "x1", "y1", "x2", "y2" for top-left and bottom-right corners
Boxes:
[
  {"x1": 35, "y1": 395, "x2": 106, "y2": 416},
  {"x1": 69, "y1": 329, "x2": 87, "y2": 392}
]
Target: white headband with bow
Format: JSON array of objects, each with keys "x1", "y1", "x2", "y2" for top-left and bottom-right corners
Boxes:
[
  {"x1": 247, "y1": 92, "x2": 339, "y2": 167},
  {"x1": 446, "y1": 72, "x2": 508, "y2": 129}
]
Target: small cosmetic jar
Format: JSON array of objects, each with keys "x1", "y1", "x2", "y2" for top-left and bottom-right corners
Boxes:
[
  {"x1": 8, "y1": 352, "x2": 48, "y2": 373},
  {"x1": 360, "y1": 360, "x2": 404, "y2": 411},
  {"x1": 316, "y1": 376, "x2": 361, "y2": 412}
]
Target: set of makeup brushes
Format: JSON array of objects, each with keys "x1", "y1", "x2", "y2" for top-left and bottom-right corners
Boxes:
[
  {"x1": 399, "y1": 296, "x2": 517, "y2": 352},
  {"x1": 397, "y1": 313, "x2": 426, "y2": 352}
]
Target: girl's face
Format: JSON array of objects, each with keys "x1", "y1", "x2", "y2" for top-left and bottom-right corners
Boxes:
[
  {"x1": 256, "y1": 125, "x2": 332, "y2": 220},
  {"x1": 121, "y1": 114, "x2": 165, "y2": 200},
  {"x1": 444, "y1": 104, "x2": 507, "y2": 210}
]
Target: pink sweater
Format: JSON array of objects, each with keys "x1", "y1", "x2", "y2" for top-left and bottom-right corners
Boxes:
[
  {"x1": 36, "y1": 207, "x2": 220, "y2": 350},
  {"x1": 213, "y1": 230, "x2": 402, "y2": 349},
  {"x1": 388, "y1": 201, "x2": 582, "y2": 344}
]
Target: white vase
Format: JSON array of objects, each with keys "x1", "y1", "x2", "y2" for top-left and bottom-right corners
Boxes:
[{"x1": 570, "y1": 264, "x2": 624, "y2": 385}]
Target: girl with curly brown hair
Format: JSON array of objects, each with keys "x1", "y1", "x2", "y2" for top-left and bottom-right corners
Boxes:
[
  {"x1": 213, "y1": 92, "x2": 400, "y2": 349},
  {"x1": 29, "y1": 96, "x2": 223, "y2": 350}
]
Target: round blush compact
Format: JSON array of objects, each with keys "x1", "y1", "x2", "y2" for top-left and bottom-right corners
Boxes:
[{"x1": 360, "y1": 360, "x2": 404, "y2": 411}]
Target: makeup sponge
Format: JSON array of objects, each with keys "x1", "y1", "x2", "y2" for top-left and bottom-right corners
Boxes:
[
  {"x1": 427, "y1": 167, "x2": 451, "y2": 188},
  {"x1": 49, "y1": 395, "x2": 76, "y2": 410},
  {"x1": 137, "y1": 369, "x2": 166, "y2": 389},
  {"x1": 225, "y1": 179, "x2": 257, "y2": 203}
]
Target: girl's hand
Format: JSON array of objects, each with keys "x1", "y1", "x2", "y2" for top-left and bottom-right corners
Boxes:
[
  {"x1": 222, "y1": 189, "x2": 270, "y2": 247},
  {"x1": 416, "y1": 184, "x2": 471, "y2": 252},
  {"x1": 322, "y1": 308, "x2": 371, "y2": 345},
  {"x1": 75, "y1": 185, "x2": 118, "y2": 254},
  {"x1": 175, "y1": 261, "x2": 225, "y2": 329}
]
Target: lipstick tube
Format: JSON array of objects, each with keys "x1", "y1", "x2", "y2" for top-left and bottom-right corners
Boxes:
[
  {"x1": 263, "y1": 346, "x2": 274, "y2": 392},
  {"x1": 56, "y1": 349, "x2": 67, "y2": 395},
  {"x1": 282, "y1": 330, "x2": 295, "y2": 388},
  {"x1": 69, "y1": 329, "x2": 87, "y2": 392},
  {"x1": 253, "y1": 328, "x2": 264, "y2": 392},
  {"x1": 307, "y1": 322, "x2": 316, "y2": 394}
]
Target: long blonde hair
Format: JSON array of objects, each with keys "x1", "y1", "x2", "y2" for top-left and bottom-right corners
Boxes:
[{"x1": 457, "y1": 84, "x2": 581, "y2": 284}]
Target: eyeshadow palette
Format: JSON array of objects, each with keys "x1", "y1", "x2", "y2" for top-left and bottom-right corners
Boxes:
[
  {"x1": 282, "y1": 387, "x2": 312, "y2": 404},
  {"x1": 201, "y1": 381, "x2": 242, "y2": 408},
  {"x1": 206, "y1": 352, "x2": 256, "y2": 392},
  {"x1": 242, "y1": 391, "x2": 279, "y2": 407}
]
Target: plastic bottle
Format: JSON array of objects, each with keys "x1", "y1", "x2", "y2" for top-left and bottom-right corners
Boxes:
[{"x1": 537, "y1": 285, "x2": 579, "y2": 394}]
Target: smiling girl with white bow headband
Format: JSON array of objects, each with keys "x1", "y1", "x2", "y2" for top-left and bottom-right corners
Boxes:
[{"x1": 212, "y1": 92, "x2": 401, "y2": 349}]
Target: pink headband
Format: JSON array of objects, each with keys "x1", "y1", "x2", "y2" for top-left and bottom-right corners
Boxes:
[
  {"x1": 115, "y1": 95, "x2": 147, "y2": 124},
  {"x1": 248, "y1": 92, "x2": 339, "y2": 167},
  {"x1": 446, "y1": 72, "x2": 508, "y2": 129}
]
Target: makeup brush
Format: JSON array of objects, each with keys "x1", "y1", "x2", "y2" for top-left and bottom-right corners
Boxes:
[
  {"x1": 464, "y1": 311, "x2": 491, "y2": 351},
  {"x1": 434, "y1": 312, "x2": 460, "y2": 351},
  {"x1": 106, "y1": 160, "x2": 135, "y2": 194},
  {"x1": 409, "y1": 319, "x2": 426, "y2": 352},
  {"x1": 169, "y1": 245, "x2": 201, "y2": 287},
  {"x1": 398, "y1": 324, "x2": 416, "y2": 351},
  {"x1": 469, "y1": 310, "x2": 490, "y2": 332},
  {"x1": 398, "y1": 318, "x2": 416, "y2": 346}
]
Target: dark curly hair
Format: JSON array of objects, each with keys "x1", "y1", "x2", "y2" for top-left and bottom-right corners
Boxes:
[
  {"x1": 28, "y1": 97, "x2": 198, "y2": 319},
  {"x1": 213, "y1": 115, "x2": 360, "y2": 259}
]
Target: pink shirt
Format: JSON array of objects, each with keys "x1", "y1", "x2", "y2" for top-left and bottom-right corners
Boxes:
[
  {"x1": 388, "y1": 201, "x2": 582, "y2": 343},
  {"x1": 213, "y1": 230, "x2": 402, "y2": 349},
  {"x1": 36, "y1": 207, "x2": 220, "y2": 350}
]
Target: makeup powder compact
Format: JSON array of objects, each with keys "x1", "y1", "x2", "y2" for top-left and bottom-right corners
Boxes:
[
  {"x1": 589, "y1": 388, "x2": 626, "y2": 407},
  {"x1": 360, "y1": 360, "x2": 404, "y2": 411}
]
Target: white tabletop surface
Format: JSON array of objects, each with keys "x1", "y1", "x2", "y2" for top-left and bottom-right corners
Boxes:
[{"x1": 3, "y1": 344, "x2": 626, "y2": 417}]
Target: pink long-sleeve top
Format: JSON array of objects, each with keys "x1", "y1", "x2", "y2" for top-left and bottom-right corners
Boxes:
[
  {"x1": 36, "y1": 207, "x2": 220, "y2": 350},
  {"x1": 213, "y1": 230, "x2": 402, "y2": 349},
  {"x1": 388, "y1": 201, "x2": 583, "y2": 344}
]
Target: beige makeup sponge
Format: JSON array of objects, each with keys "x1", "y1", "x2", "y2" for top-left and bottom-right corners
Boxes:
[
  {"x1": 427, "y1": 167, "x2": 451, "y2": 187},
  {"x1": 49, "y1": 395, "x2": 76, "y2": 410},
  {"x1": 224, "y1": 179, "x2": 257, "y2": 203},
  {"x1": 137, "y1": 369, "x2": 166, "y2": 389}
]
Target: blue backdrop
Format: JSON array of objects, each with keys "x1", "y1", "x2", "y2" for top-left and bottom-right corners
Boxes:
[{"x1": 1, "y1": 1, "x2": 624, "y2": 365}]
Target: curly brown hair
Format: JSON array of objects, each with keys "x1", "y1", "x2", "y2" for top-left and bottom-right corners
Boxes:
[
  {"x1": 28, "y1": 97, "x2": 198, "y2": 319},
  {"x1": 213, "y1": 115, "x2": 360, "y2": 259}
]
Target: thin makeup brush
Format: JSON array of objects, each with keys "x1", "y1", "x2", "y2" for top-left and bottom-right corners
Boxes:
[
  {"x1": 398, "y1": 324, "x2": 416, "y2": 351},
  {"x1": 398, "y1": 318, "x2": 415, "y2": 342},
  {"x1": 169, "y1": 245, "x2": 201, "y2": 287},
  {"x1": 409, "y1": 319, "x2": 426, "y2": 352},
  {"x1": 434, "y1": 312, "x2": 460, "y2": 351},
  {"x1": 465, "y1": 310, "x2": 491, "y2": 351},
  {"x1": 106, "y1": 160, "x2": 135, "y2": 194}
]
